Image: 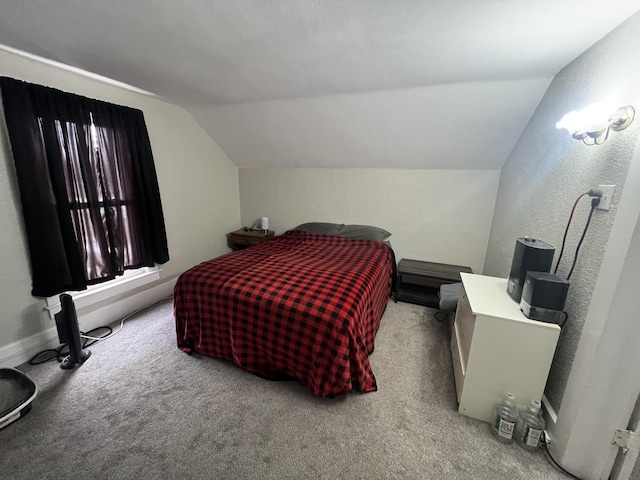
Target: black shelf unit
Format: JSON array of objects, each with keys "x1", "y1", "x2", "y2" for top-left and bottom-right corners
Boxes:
[{"x1": 396, "y1": 259, "x2": 472, "y2": 308}]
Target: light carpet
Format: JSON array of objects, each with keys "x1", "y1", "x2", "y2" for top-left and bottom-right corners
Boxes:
[{"x1": 0, "y1": 298, "x2": 570, "y2": 479}]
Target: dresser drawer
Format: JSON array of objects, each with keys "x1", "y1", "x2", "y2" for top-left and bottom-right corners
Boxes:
[
  {"x1": 453, "y1": 290, "x2": 475, "y2": 364},
  {"x1": 400, "y1": 273, "x2": 443, "y2": 288},
  {"x1": 450, "y1": 320, "x2": 458, "y2": 356},
  {"x1": 451, "y1": 335, "x2": 465, "y2": 403},
  {"x1": 230, "y1": 234, "x2": 261, "y2": 246}
]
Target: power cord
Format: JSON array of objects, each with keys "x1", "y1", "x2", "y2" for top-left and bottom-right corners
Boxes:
[
  {"x1": 28, "y1": 325, "x2": 112, "y2": 365},
  {"x1": 79, "y1": 295, "x2": 173, "y2": 342},
  {"x1": 540, "y1": 431, "x2": 583, "y2": 480},
  {"x1": 553, "y1": 192, "x2": 589, "y2": 274},
  {"x1": 29, "y1": 295, "x2": 174, "y2": 365},
  {"x1": 566, "y1": 199, "x2": 598, "y2": 280},
  {"x1": 554, "y1": 191, "x2": 600, "y2": 280}
]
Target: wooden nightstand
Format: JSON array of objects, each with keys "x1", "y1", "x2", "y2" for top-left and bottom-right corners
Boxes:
[
  {"x1": 227, "y1": 229, "x2": 275, "y2": 251},
  {"x1": 396, "y1": 259, "x2": 472, "y2": 308}
]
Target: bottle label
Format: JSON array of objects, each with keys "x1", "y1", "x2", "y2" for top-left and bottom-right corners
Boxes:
[
  {"x1": 495, "y1": 416, "x2": 515, "y2": 439},
  {"x1": 524, "y1": 426, "x2": 542, "y2": 446}
]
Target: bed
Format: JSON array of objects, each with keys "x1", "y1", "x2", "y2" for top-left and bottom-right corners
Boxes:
[{"x1": 173, "y1": 224, "x2": 396, "y2": 397}]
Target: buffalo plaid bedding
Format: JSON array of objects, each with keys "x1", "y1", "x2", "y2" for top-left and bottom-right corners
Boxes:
[{"x1": 173, "y1": 230, "x2": 394, "y2": 397}]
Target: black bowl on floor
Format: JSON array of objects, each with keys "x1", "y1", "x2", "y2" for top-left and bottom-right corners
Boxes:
[{"x1": 0, "y1": 368, "x2": 37, "y2": 431}]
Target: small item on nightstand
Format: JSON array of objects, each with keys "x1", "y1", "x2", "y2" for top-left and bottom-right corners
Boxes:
[
  {"x1": 515, "y1": 399, "x2": 545, "y2": 450},
  {"x1": 491, "y1": 392, "x2": 518, "y2": 443}
]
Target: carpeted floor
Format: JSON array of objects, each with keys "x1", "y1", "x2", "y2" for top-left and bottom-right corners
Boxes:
[{"x1": 0, "y1": 298, "x2": 570, "y2": 479}]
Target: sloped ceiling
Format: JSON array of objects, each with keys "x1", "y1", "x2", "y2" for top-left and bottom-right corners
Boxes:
[{"x1": 0, "y1": 1, "x2": 638, "y2": 169}]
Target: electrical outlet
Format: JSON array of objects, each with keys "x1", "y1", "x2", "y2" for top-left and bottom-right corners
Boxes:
[{"x1": 596, "y1": 185, "x2": 616, "y2": 211}]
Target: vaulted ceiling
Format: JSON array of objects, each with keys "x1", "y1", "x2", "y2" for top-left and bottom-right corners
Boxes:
[{"x1": 0, "y1": 1, "x2": 638, "y2": 169}]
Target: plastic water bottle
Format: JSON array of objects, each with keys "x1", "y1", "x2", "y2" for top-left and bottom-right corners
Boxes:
[
  {"x1": 491, "y1": 392, "x2": 518, "y2": 443},
  {"x1": 515, "y1": 399, "x2": 545, "y2": 450}
]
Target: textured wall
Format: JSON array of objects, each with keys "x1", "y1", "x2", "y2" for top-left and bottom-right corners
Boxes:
[
  {"x1": 239, "y1": 168, "x2": 500, "y2": 274},
  {"x1": 484, "y1": 12, "x2": 640, "y2": 413},
  {"x1": 0, "y1": 49, "x2": 240, "y2": 356}
]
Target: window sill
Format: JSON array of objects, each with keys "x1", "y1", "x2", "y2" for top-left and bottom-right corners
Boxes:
[{"x1": 44, "y1": 267, "x2": 161, "y2": 317}]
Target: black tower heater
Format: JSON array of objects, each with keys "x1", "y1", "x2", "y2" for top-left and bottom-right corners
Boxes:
[{"x1": 54, "y1": 294, "x2": 91, "y2": 369}]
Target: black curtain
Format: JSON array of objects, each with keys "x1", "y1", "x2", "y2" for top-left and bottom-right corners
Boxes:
[{"x1": 0, "y1": 77, "x2": 169, "y2": 297}]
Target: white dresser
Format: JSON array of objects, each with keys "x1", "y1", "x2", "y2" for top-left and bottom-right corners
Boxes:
[{"x1": 450, "y1": 273, "x2": 561, "y2": 423}]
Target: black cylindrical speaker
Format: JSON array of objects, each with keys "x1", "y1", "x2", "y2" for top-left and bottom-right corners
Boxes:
[{"x1": 506, "y1": 237, "x2": 555, "y2": 302}]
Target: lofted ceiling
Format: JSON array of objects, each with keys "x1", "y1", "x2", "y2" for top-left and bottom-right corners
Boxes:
[{"x1": 0, "y1": 1, "x2": 638, "y2": 169}]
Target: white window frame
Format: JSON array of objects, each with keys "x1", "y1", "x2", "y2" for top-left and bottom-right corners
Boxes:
[{"x1": 44, "y1": 265, "x2": 160, "y2": 318}]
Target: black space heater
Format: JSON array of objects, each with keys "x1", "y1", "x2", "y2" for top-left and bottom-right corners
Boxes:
[{"x1": 54, "y1": 294, "x2": 91, "y2": 369}]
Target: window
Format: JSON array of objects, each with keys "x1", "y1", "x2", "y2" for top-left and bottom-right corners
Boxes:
[
  {"x1": 45, "y1": 115, "x2": 144, "y2": 284},
  {"x1": 0, "y1": 77, "x2": 169, "y2": 297}
]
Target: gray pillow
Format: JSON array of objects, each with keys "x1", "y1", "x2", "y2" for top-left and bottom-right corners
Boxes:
[
  {"x1": 335, "y1": 224, "x2": 392, "y2": 242},
  {"x1": 292, "y1": 222, "x2": 344, "y2": 235}
]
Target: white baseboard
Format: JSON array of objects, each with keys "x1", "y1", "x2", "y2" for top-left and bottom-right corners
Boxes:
[{"x1": 0, "y1": 278, "x2": 176, "y2": 369}]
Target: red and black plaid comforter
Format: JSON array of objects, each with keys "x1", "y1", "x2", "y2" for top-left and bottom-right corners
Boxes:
[{"x1": 173, "y1": 230, "x2": 394, "y2": 397}]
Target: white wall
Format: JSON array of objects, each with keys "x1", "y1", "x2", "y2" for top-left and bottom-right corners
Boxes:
[
  {"x1": 559, "y1": 141, "x2": 640, "y2": 478},
  {"x1": 239, "y1": 168, "x2": 500, "y2": 274},
  {"x1": 0, "y1": 49, "x2": 240, "y2": 365},
  {"x1": 483, "y1": 11, "x2": 640, "y2": 479},
  {"x1": 189, "y1": 79, "x2": 549, "y2": 170}
]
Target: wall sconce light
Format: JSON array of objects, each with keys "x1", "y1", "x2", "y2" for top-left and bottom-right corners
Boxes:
[{"x1": 556, "y1": 103, "x2": 635, "y2": 145}]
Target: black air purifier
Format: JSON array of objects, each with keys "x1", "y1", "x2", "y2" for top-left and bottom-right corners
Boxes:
[
  {"x1": 506, "y1": 237, "x2": 555, "y2": 302},
  {"x1": 520, "y1": 271, "x2": 570, "y2": 324}
]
